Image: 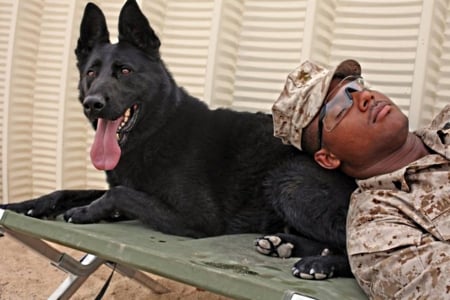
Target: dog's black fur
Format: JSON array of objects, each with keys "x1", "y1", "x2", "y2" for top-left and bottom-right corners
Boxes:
[{"x1": 1, "y1": 0, "x2": 357, "y2": 279}]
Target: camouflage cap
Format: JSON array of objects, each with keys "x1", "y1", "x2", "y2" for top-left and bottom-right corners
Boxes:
[{"x1": 272, "y1": 60, "x2": 335, "y2": 151}]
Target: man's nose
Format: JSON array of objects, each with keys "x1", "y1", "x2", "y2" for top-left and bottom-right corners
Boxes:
[{"x1": 354, "y1": 89, "x2": 372, "y2": 112}]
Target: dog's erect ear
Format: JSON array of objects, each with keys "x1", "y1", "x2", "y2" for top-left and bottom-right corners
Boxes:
[
  {"x1": 75, "y1": 2, "x2": 110, "y2": 64},
  {"x1": 118, "y1": 0, "x2": 161, "y2": 55}
]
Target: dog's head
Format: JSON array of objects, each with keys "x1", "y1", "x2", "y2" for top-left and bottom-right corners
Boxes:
[{"x1": 75, "y1": 0, "x2": 164, "y2": 171}]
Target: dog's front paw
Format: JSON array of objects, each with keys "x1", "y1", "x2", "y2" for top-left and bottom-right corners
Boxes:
[
  {"x1": 0, "y1": 196, "x2": 60, "y2": 219},
  {"x1": 1, "y1": 202, "x2": 36, "y2": 216},
  {"x1": 291, "y1": 256, "x2": 335, "y2": 280},
  {"x1": 64, "y1": 206, "x2": 98, "y2": 224},
  {"x1": 255, "y1": 235, "x2": 294, "y2": 258}
]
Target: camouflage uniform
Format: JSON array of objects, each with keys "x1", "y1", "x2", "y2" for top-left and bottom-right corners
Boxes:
[
  {"x1": 347, "y1": 105, "x2": 450, "y2": 299},
  {"x1": 272, "y1": 59, "x2": 449, "y2": 299}
]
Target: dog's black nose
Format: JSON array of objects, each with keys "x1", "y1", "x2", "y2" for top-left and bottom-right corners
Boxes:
[{"x1": 83, "y1": 95, "x2": 105, "y2": 115}]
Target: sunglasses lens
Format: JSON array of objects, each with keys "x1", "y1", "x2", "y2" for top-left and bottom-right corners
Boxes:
[{"x1": 323, "y1": 78, "x2": 364, "y2": 131}]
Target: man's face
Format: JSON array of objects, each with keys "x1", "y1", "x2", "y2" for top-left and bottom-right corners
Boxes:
[{"x1": 317, "y1": 78, "x2": 409, "y2": 166}]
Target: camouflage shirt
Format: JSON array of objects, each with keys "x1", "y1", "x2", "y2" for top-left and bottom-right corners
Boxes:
[{"x1": 347, "y1": 105, "x2": 450, "y2": 300}]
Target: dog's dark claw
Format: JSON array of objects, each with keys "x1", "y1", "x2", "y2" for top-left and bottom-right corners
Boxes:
[{"x1": 321, "y1": 248, "x2": 331, "y2": 256}]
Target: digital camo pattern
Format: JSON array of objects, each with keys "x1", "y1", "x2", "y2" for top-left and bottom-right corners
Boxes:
[
  {"x1": 272, "y1": 60, "x2": 335, "y2": 151},
  {"x1": 347, "y1": 105, "x2": 450, "y2": 299}
]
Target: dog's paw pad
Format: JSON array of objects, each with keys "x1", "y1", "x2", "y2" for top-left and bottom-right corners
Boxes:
[
  {"x1": 255, "y1": 235, "x2": 294, "y2": 258},
  {"x1": 312, "y1": 272, "x2": 328, "y2": 280},
  {"x1": 291, "y1": 257, "x2": 334, "y2": 280},
  {"x1": 292, "y1": 265, "x2": 330, "y2": 280},
  {"x1": 292, "y1": 267, "x2": 314, "y2": 280}
]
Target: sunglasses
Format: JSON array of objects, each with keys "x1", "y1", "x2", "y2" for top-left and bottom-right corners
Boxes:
[{"x1": 317, "y1": 76, "x2": 366, "y2": 148}]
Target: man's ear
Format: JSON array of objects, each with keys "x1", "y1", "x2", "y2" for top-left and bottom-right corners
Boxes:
[{"x1": 314, "y1": 149, "x2": 341, "y2": 170}]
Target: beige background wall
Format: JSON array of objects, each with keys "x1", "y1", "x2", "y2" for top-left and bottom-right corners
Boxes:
[{"x1": 1, "y1": 0, "x2": 449, "y2": 203}]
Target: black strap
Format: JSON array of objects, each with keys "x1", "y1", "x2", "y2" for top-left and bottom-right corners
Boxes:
[{"x1": 95, "y1": 263, "x2": 116, "y2": 300}]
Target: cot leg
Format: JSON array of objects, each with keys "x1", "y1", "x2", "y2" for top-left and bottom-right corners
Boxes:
[
  {"x1": 110, "y1": 262, "x2": 170, "y2": 294},
  {"x1": 49, "y1": 254, "x2": 105, "y2": 300},
  {"x1": 3, "y1": 228, "x2": 170, "y2": 298}
]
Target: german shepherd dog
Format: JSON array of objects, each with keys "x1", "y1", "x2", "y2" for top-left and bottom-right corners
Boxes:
[{"x1": 1, "y1": 0, "x2": 356, "y2": 279}]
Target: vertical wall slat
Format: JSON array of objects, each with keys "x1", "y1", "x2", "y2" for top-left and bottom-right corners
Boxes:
[
  {"x1": 32, "y1": 1, "x2": 71, "y2": 195},
  {"x1": 409, "y1": 0, "x2": 440, "y2": 129},
  {"x1": 435, "y1": 0, "x2": 450, "y2": 119},
  {"x1": 158, "y1": 0, "x2": 215, "y2": 99},
  {"x1": 207, "y1": 0, "x2": 245, "y2": 108},
  {"x1": 229, "y1": 0, "x2": 307, "y2": 112},
  {"x1": 0, "y1": 0, "x2": 19, "y2": 204},
  {"x1": 6, "y1": 0, "x2": 43, "y2": 202}
]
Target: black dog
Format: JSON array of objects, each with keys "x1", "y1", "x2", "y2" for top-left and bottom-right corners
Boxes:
[{"x1": 1, "y1": 0, "x2": 356, "y2": 279}]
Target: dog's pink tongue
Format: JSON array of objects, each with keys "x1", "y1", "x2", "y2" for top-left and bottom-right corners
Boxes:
[{"x1": 90, "y1": 118, "x2": 122, "y2": 170}]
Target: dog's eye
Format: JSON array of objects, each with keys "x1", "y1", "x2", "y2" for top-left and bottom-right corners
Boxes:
[
  {"x1": 121, "y1": 68, "x2": 131, "y2": 75},
  {"x1": 87, "y1": 70, "x2": 96, "y2": 77}
]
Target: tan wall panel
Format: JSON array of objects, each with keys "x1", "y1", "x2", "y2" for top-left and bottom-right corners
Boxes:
[{"x1": 1, "y1": 0, "x2": 449, "y2": 203}]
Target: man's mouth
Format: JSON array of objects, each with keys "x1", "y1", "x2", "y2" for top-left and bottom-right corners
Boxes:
[
  {"x1": 90, "y1": 104, "x2": 139, "y2": 171},
  {"x1": 371, "y1": 102, "x2": 391, "y2": 123}
]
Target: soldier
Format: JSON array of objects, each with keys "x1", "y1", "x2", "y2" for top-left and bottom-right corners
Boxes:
[{"x1": 273, "y1": 59, "x2": 450, "y2": 299}]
